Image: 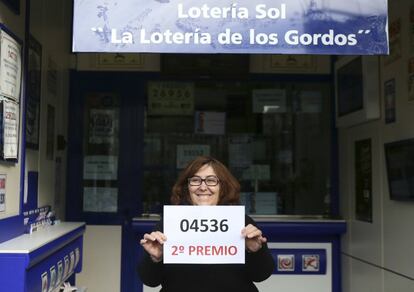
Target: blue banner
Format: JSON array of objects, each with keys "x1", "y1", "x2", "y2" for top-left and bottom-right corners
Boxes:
[{"x1": 72, "y1": 0, "x2": 388, "y2": 55}]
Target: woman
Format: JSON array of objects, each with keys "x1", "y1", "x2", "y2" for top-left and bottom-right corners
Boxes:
[{"x1": 138, "y1": 156, "x2": 275, "y2": 292}]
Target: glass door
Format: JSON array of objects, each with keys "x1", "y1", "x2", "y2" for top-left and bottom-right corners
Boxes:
[{"x1": 66, "y1": 71, "x2": 146, "y2": 224}]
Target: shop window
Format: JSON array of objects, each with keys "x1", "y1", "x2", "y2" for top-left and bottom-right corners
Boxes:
[{"x1": 143, "y1": 80, "x2": 331, "y2": 216}]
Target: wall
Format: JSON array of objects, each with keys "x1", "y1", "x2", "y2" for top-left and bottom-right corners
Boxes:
[
  {"x1": 0, "y1": 0, "x2": 72, "y2": 224},
  {"x1": 27, "y1": 0, "x2": 72, "y2": 219},
  {"x1": 340, "y1": 0, "x2": 414, "y2": 291},
  {"x1": 76, "y1": 225, "x2": 122, "y2": 292},
  {"x1": 0, "y1": 0, "x2": 25, "y2": 221}
]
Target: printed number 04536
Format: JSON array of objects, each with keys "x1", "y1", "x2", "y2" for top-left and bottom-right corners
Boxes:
[{"x1": 180, "y1": 219, "x2": 229, "y2": 232}]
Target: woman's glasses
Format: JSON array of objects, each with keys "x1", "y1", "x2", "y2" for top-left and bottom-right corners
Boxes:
[{"x1": 188, "y1": 175, "x2": 220, "y2": 186}]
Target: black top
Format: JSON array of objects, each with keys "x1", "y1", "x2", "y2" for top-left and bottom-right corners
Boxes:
[{"x1": 138, "y1": 215, "x2": 275, "y2": 292}]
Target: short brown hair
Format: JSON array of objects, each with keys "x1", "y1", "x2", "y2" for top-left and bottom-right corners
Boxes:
[{"x1": 171, "y1": 156, "x2": 240, "y2": 205}]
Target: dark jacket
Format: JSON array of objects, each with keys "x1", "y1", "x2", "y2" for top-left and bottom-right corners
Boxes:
[{"x1": 138, "y1": 215, "x2": 275, "y2": 292}]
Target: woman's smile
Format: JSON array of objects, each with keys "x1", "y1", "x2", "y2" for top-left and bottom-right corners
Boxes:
[{"x1": 188, "y1": 165, "x2": 220, "y2": 206}]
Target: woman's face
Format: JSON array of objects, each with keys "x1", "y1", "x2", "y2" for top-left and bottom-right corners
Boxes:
[{"x1": 188, "y1": 164, "x2": 220, "y2": 206}]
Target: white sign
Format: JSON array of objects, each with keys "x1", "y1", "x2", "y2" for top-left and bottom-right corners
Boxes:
[
  {"x1": 148, "y1": 82, "x2": 194, "y2": 116},
  {"x1": 163, "y1": 205, "x2": 245, "y2": 264},
  {"x1": 83, "y1": 187, "x2": 118, "y2": 212},
  {"x1": 2, "y1": 100, "x2": 19, "y2": 159},
  {"x1": 0, "y1": 30, "x2": 22, "y2": 101},
  {"x1": 89, "y1": 109, "x2": 118, "y2": 144},
  {"x1": 176, "y1": 144, "x2": 210, "y2": 169},
  {"x1": 83, "y1": 155, "x2": 118, "y2": 180}
]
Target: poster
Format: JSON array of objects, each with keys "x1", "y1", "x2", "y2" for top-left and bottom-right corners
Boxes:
[
  {"x1": 148, "y1": 82, "x2": 194, "y2": 115},
  {"x1": 408, "y1": 58, "x2": 414, "y2": 101},
  {"x1": 83, "y1": 187, "x2": 118, "y2": 212},
  {"x1": 0, "y1": 174, "x2": 5, "y2": 212},
  {"x1": 89, "y1": 109, "x2": 118, "y2": 144},
  {"x1": 1, "y1": 99, "x2": 19, "y2": 159},
  {"x1": 0, "y1": 29, "x2": 22, "y2": 101},
  {"x1": 176, "y1": 144, "x2": 210, "y2": 169},
  {"x1": 194, "y1": 111, "x2": 225, "y2": 135},
  {"x1": 26, "y1": 35, "x2": 42, "y2": 149},
  {"x1": 384, "y1": 79, "x2": 396, "y2": 124},
  {"x1": 355, "y1": 139, "x2": 372, "y2": 222},
  {"x1": 83, "y1": 155, "x2": 118, "y2": 180}
]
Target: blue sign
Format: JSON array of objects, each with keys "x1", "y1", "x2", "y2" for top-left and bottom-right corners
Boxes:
[{"x1": 72, "y1": 0, "x2": 388, "y2": 55}]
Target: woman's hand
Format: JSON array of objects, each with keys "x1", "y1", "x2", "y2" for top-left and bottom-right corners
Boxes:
[
  {"x1": 140, "y1": 231, "x2": 167, "y2": 263},
  {"x1": 242, "y1": 224, "x2": 267, "y2": 253}
]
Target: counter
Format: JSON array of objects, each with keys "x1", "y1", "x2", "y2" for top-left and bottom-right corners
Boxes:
[
  {"x1": 131, "y1": 215, "x2": 346, "y2": 292},
  {"x1": 0, "y1": 222, "x2": 86, "y2": 292}
]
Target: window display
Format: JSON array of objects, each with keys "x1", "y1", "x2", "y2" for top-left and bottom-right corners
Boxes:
[{"x1": 143, "y1": 80, "x2": 331, "y2": 215}]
